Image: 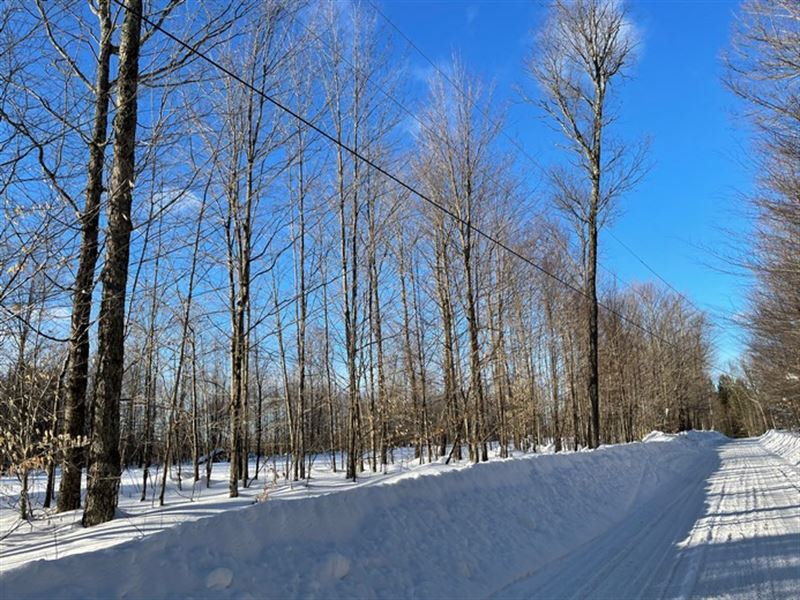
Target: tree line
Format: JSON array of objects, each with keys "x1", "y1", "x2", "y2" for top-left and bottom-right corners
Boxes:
[
  {"x1": 721, "y1": 0, "x2": 800, "y2": 434},
  {"x1": 0, "y1": 0, "x2": 786, "y2": 526}
]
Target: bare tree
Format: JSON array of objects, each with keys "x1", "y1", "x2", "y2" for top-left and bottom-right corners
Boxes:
[
  {"x1": 726, "y1": 0, "x2": 800, "y2": 424},
  {"x1": 83, "y1": 0, "x2": 143, "y2": 527},
  {"x1": 318, "y1": 2, "x2": 399, "y2": 480},
  {"x1": 526, "y1": 0, "x2": 647, "y2": 447},
  {"x1": 0, "y1": 0, "x2": 730, "y2": 524},
  {"x1": 416, "y1": 59, "x2": 508, "y2": 463}
]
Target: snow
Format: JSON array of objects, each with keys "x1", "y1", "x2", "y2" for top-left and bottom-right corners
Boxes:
[
  {"x1": 0, "y1": 448, "x2": 458, "y2": 572},
  {"x1": 206, "y1": 567, "x2": 234, "y2": 590},
  {"x1": 2, "y1": 431, "x2": 799, "y2": 599},
  {"x1": 642, "y1": 430, "x2": 679, "y2": 443},
  {"x1": 760, "y1": 429, "x2": 800, "y2": 467},
  {"x1": 498, "y1": 431, "x2": 800, "y2": 599}
]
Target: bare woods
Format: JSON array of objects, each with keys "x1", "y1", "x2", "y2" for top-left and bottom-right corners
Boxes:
[{"x1": 0, "y1": 0, "x2": 795, "y2": 524}]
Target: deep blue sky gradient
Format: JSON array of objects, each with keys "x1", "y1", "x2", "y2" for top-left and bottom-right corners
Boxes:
[{"x1": 379, "y1": 0, "x2": 751, "y2": 371}]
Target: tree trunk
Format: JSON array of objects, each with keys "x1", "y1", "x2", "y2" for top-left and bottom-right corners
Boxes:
[
  {"x1": 58, "y1": 0, "x2": 113, "y2": 514},
  {"x1": 322, "y1": 264, "x2": 337, "y2": 472},
  {"x1": 191, "y1": 333, "x2": 200, "y2": 482},
  {"x1": 587, "y1": 208, "x2": 600, "y2": 449},
  {"x1": 545, "y1": 295, "x2": 562, "y2": 453},
  {"x1": 82, "y1": 0, "x2": 142, "y2": 527}
]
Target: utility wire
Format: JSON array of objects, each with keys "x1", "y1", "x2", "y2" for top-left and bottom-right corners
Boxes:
[
  {"x1": 281, "y1": 1, "x2": 728, "y2": 361},
  {"x1": 296, "y1": 10, "x2": 638, "y2": 301},
  {"x1": 111, "y1": 0, "x2": 680, "y2": 348},
  {"x1": 366, "y1": 0, "x2": 737, "y2": 344},
  {"x1": 605, "y1": 229, "x2": 722, "y2": 320}
]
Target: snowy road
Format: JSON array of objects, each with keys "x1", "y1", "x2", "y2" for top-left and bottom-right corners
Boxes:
[{"x1": 495, "y1": 437, "x2": 800, "y2": 599}]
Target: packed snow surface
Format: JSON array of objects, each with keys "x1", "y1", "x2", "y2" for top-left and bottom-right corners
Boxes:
[{"x1": 2, "y1": 431, "x2": 799, "y2": 599}]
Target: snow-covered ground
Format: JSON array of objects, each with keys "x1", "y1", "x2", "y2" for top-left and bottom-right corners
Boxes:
[
  {"x1": 0, "y1": 445, "x2": 486, "y2": 571},
  {"x1": 1, "y1": 431, "x2": 799, "y2": 599}
]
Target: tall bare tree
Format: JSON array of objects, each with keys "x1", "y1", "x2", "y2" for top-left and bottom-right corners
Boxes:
[
  {"x1": 526, "y1": 0, "x2": 647, "y2": 447},
  {"x1": 416, "y1": 59, "x2": 507, "y2": 463}
]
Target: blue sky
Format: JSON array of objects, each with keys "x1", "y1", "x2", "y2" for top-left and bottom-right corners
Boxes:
[{"x1": 379, "y1": 0, "x2": 752, "y2": 371}]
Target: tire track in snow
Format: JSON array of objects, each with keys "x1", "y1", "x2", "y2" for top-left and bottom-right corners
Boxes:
[
  {"x1": 660, "y1": 439, "x2": 799, "y2": 599},
  {"x1": 493, "y1": 437, "x2": 800, "y2": 600},
  {"x1": 666, "y1": 443, "x2": 736, "y2": 600},
  {"x1": 490, "y1": 442, "x2": 720, "y2": 599}
]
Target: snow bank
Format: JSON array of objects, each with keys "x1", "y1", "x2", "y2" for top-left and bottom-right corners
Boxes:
[
  {"x1": 759, "y1": 429, "x2": 800, "y2": 467},
  {"x1": 641, "y1": 430, "x2": 678, "y2": 443},
  {"x1": 0, "y1": 433, "x2": 725, "y2": 600},
  {"x1": 0, "y1": 450, "x2": 437, "y2": 571}
]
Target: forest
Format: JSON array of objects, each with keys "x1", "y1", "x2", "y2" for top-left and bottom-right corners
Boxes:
[{"x1": 0, "y1": 0, "x2": 797, "y2": 528}]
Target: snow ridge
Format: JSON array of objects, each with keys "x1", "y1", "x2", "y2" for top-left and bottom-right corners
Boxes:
[{"x1": 759, "y1": 430, "x2": 800, "y2": 467}]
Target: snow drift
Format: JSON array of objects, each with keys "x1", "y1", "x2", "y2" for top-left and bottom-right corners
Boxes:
[
  {"x1": 0, "y1": 432, "x2": 732, "y2": 599},
  {"x1": 759, "y1": 429, "x2": 800, "y2": 467}
]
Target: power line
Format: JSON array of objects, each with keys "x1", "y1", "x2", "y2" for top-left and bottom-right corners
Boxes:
[
  {"x1": 364, "y1": 1, "x2": 741, "y2": 357},
  {"x1": 366, "y1": 0, "x2": 740, "y2": 364},
  {"x1": 110, "y1": 0, "x2": 681, "y2": 349},
  {"x1": 297, "y1": 9, "x2": 640, "y2": 301},
  {"x1": 367, "y1": 0, "x2": 687, "y2": 293},
  {"x1": 605, "y1": 229, "x2": 718, "y2": 319},
  {"x1": 302, "y1": 1, "x2": 717, "y2": 337}
]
